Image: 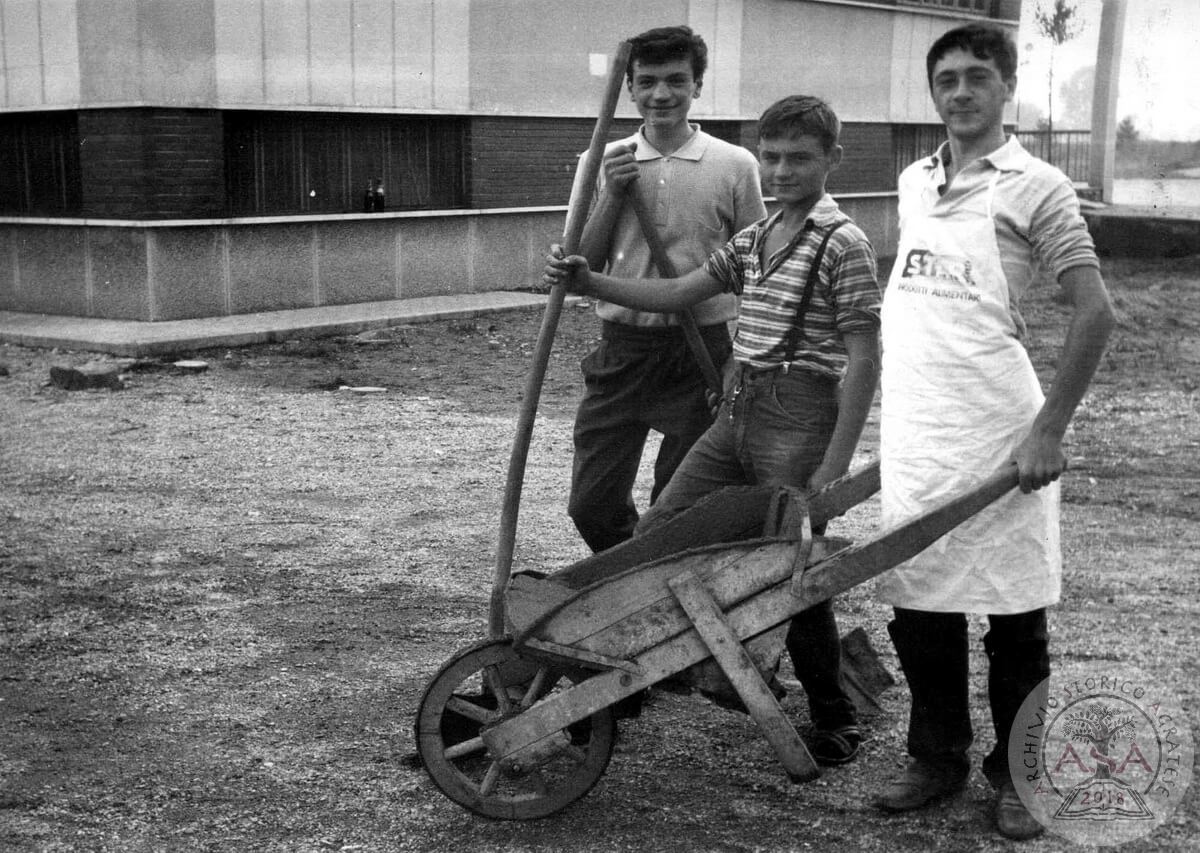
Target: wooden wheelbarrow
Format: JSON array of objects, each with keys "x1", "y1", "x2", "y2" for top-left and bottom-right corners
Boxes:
[{"x1": 413, "y1": 460, "x2": 1022, "y2": 819}]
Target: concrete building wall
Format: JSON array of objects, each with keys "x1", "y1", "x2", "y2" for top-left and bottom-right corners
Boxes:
[
  {"x1": 0, "y1": 207, "x2": 570, "y2": 320},
  {"x1": 738, "y1": 0, "x2": 895, "y2": 122},
  {"x1": 2, "y1": 0, "x2": 81, "y2": 107},
  {"x1": 74, "y1": 0, "x2": 218, "y2": 105},
  {"x1": 2, "y1": 0, "x2": 1016, "y2": 120},
  {"x1": 212, "y1": 0, "x2": 472, "y2": 111}
]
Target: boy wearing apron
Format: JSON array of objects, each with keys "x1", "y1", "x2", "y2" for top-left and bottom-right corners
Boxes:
[
  {"x1": 871, "y1": 25, "x2": 1115, "y2": 841},
  {"x1": 544, "y1": 95, "x2": 882, "y2": 767}
]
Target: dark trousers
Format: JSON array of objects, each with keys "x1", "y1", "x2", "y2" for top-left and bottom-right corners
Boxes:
[
  {"x1": 637, "y1": 364, "x2": 856, "y2": 730},
  {"x1": 889, "y1": 606, "x2": 1049, "y2": 788},
  {"x1": 569, "y1": 322, "x2": 730, "y2": 554}
]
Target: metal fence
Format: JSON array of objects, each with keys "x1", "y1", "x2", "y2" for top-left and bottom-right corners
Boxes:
[
  {"x1": 1015, "y1": 130, "x2": 1092, "y2": 184},
  {"x1": 892, "y1": 127, "x2": 1092, "y2": 187}
]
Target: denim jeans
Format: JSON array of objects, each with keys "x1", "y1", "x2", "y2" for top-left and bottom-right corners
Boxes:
[
  {"x1": 637, "y1": 365, "x2": 838, "y2": 524},
  {"x1": 636, "y1": 364, "x2": 857, "y2": 730}
]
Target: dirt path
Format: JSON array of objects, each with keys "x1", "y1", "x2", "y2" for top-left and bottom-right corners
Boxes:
[{"x1": 1, "y1": 255, "x2": 1198, "y2": 852}]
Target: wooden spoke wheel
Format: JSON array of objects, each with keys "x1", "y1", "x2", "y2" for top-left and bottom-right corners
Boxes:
[{"x1": 414, "y1": 638, "x2": 617, "y2": 820}]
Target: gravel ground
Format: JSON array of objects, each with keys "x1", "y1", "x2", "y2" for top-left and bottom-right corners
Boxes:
[{"x1": 1, "y1": 254, "x2": 1198, "y2": 852}]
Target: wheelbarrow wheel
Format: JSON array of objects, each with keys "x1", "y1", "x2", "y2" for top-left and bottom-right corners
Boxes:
[{"x1": 414, "y1": 637, "x2": 617, "y2": 819}]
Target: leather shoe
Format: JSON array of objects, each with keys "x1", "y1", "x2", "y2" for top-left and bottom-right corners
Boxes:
[
  {"x1": 994, "y1": 782, "x2": 1044, "y2": 840},
  {"x1": 810, "y1": 724, "x2": 862, "y2": 766},
  {"x1": 872, "y1": 760, "x2": 968, "y2": 812}
]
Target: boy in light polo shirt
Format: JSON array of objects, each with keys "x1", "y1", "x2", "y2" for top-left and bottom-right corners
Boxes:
[
  {"x1": 543, "y1": 95, "x2": 882, "y2": 765},
  {"x1": 566, "y1": 26, "x2": 766, "y2": 558}
]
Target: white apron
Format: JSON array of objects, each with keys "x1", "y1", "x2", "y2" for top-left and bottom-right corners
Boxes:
[{"x1": 877, "y1": 172, "x2": 1060, "y2": 614}]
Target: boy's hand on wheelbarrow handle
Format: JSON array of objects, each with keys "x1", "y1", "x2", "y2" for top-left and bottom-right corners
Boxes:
[
  {"x1": 1011, "y1": 428, "x2": 1068, "y2": 494},
  {"x1": 805, "y1": 461, "x2": 847, "y2": 495}
]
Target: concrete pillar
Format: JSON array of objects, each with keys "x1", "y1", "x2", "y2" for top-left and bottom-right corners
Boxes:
[{"x1": 1089, "y1": 0, "x2": 1128, "y2": 203}]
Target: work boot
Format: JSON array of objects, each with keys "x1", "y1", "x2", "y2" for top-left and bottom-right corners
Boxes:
[
  {"x1": 872, "y1": 760, "x2": 968, "y2": 812},
  {"x1": 994, "y1": 782, "x2": 1044, "y2": 840}
]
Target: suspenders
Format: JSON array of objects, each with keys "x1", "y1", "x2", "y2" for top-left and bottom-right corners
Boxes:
[
  {"x1": 781, "y1": 220, "x2": 846, "y2": 364},
  {"x1": 728, "y1": 220, "x2": 847, "y2": 418}
]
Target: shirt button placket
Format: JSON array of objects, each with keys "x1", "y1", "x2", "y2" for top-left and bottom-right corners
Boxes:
[{"x1": 655, "y1": 159, "x2": 671, "y2": 227}]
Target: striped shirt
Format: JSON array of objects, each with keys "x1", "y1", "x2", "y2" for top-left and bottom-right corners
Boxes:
[{"x1": 704, "y1": 195, "x2": 881, "y2": 378}]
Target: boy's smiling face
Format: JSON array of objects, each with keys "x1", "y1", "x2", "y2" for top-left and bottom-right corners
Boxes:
[
  {"x1": 757, "y1": 133, "x2": 841, "y2": 211},
  {"x1": 628, "y1": 58, "x2": 701, "y2": 133}
]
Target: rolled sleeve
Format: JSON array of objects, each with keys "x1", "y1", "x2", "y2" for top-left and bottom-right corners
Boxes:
[
  {"x1": 830, "y1": 235, "x2": 882, "y2": 334},
  {"x1": 704, "y1": 235, "x2": 750, "y2": 295},
  {"x1": 1030, "y1": 180, "x2": 1101, "y2": 279}
]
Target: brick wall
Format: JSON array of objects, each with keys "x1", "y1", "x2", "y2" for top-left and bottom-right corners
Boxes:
[
  {"x1": 467, "y1": 116, "x2": 754, "y2": 209},
  {"x1": 995, "y1": 0, "x2": 1021, "y2": 22},
  {"x1": 468, "y1": 116, "x2": 638, "y2": 209},
  {"x1": 78, "y1": 109, "x2": 225, "y2": 219},
  {"x1": 62, "y1": 110, "x2": 896, "y2": 219},
  {"x1": 78, "y1": 111, "x2": 147, "y2": 218},
  {"x1": 146, "y1": 110, "x2": 226, "y2": 219},
  {"x1": 830, "y1": 123, "x2": 900, "y2": 194}
]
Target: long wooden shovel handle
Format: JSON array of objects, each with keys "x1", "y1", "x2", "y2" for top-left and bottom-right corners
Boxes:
[
  {"x1": 626, "y1": 189, "x2": 726, "y2": 396},
  {"x1": 489, "y1": 42, "x2": 632, "y2": 638}
]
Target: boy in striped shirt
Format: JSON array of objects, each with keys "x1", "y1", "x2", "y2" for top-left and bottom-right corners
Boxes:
[{"x1": 543, "y1": 95, "x2": 882, "y2": 765}]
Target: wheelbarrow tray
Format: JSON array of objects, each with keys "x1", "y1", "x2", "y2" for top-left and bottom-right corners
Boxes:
[
  {"x1": 503, "y1": 460, "x2": 881, "y2": 671},
  {"x1": 507, "y1": 534, "x2": 852, "y2": 668},
  {"x1": 530, "y1": 459, "x2": 881, "y2": 594}
]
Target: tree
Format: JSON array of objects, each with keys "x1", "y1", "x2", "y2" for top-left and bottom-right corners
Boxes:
[
  {"x1": 1058, "y1": 65, "x2": 1095, "y2": 131},
  {"x1": 1116, "y1": 115, "x2": 1139, "y2": 149},
  {"x1": 1016, "y1": 100, "x2": 1047, "y2": 132},
  {"x1": 1033, "y1": 0, "x2": 1082, "y2": 136}
]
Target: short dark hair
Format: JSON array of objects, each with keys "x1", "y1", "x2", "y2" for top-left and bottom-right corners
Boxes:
[
  {"x1": 626, "y1": 26, "x2": 708, "y2": 84},
  {"x1": 757, "y1": 95, "x2": 841, "y2": 154},
  {"x1": 926, "y1": 24, "x2": 1018, "y2": 88}
]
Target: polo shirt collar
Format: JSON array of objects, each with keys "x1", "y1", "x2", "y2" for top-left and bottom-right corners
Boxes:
[
  {"x1": 984, "y1": 136, "x2": 1033, "y2": 172},
  {"x1": 807, "y1": 194, "x2": 843, "y2": 228},
  {"x1": 926, "y1": 136, "x2": 1032, "y2": 176},
  {"x1": 761, "y1": 194, "x2": 842, "y2": 234},
  {"x1": 635, "y1": 123, "x2": 708, "y2": 161}
]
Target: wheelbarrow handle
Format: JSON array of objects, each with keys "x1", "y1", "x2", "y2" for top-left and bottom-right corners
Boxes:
[{"x1": 798, "y1": 462, "x2": 1022, "y2": 605}]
